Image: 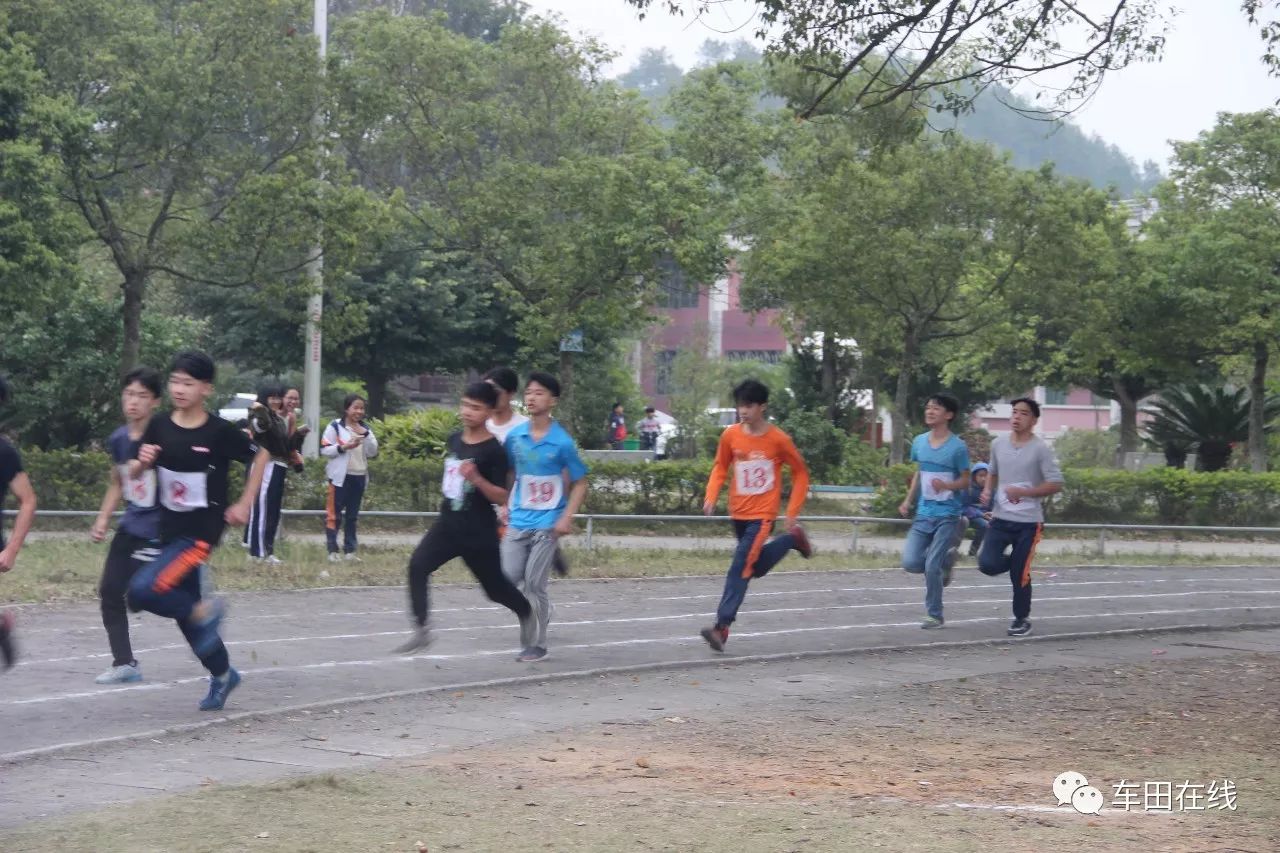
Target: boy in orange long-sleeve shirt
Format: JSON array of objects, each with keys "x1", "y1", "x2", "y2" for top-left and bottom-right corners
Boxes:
[{"x1": 700, "y1": 379, "x2": 812, "y2": 652}]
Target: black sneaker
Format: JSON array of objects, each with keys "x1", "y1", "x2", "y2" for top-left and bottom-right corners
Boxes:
[
  {"x1": 1007, "y1": 619, "x2": 1032, "y2": 637},
  {"x1": 942, "y1": 548, "x2": 958, "y2": 587},
  {"x1": 552, "y1": 547, "x2": 569, "y2": 578},
  {"x1": 700, "y1": 625, "x2": 729, "y2": 652}
]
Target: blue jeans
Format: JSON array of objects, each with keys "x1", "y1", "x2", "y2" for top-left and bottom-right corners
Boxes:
[
  {"x1": 902, "y1": 515, "x2": 963, "y2": 620},
  {"x1": 714, "y1": 520, "x2": 796, "y2": 628}
]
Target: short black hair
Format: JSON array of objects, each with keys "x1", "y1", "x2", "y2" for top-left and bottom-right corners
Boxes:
[
  {"x1": 927, "y1": 393, "x2": 960, "y2": 417},
  {"x1": 732, "y1": 379, "x2": 769, "y2": 406},
  {"x1": 0, "y1": 374, "x2": 9, "y2": 406},
  {"x1": 122, "y1": 367, "x2": 163, "y2": 398},
  {"x1": 483, "y1": 366, "x2": 519, "y2": 394},
  {"x1": 525, "y1": 371, "x2": 561, "y2": 398},
  {"x1": 612, "y1": 401, "x2": 623, "y2": 410},
  {"x1": 1010, "y1": 397, "x2": 1041, "y2": 418},
  {"x1": 644, "y1": 406, "x2": 655, "y2": 414},
  {"x1": 341, "y1": 393, "x2": 366, "y2": 414},
  {"x1": 170, "y1": 351, "x2": 215, "y2": 383},
  {"x1": 256, "y1": 383, "x2": 286, "y2": 406},
  {"x1": 462, "y1": 380, "x2": 498, "y2": 408}
]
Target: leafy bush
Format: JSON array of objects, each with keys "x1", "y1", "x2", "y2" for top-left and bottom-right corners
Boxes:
[
  {"x1": 838, "y1": 436, "x2": 888, "y2": 486},
  {"x1": 585, "y1": 460, "x2": 715, "y2": 515},
  {"x1": 370, "y1": 409, "x2": 460, "y2": 459},
  {"x1": 18, "y1": 447, "x2": 1280, "y2": 527},
  {"x1": 1053, "y1": 427, "x2": 1121, "y2": 469},
  {"x1": 778, "y1": 409, "x2": 846, "y2": 483}
]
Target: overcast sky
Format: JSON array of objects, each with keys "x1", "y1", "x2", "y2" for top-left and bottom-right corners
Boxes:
[{"x1": 524, "y1": 1, "x2": 1279, "y2": 167}]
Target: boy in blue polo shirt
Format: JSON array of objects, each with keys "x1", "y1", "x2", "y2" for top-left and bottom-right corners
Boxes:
[
  {"x1": 501, "y1": 371, "x2": 588, "y2": 663},
  {"x1": 898, "y1": 394, "x2": 970, "y2": 629}
]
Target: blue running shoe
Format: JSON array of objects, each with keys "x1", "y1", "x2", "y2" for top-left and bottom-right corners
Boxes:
[{"x1": 199, "y1": 668, "x2": 241, "y2": 711}]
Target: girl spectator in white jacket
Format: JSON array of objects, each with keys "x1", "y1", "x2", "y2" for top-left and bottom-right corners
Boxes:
[{"x1": 321, "y1": 394, "x2": 378, "y2": 562}]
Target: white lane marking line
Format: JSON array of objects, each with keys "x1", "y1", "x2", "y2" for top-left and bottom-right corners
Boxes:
[
  {"x1": 17, "y1": 589, "x2": 1280, "y2": 667},
  {"x1": 4, "y1": 617, "x2": 1278, "y2": 764},
  {"x1": 8, "y1": 603, "x2": 1280, "y2": 707},
  {"x1": 17, "y1": 576, "x2": 1280, "y2": 633}
]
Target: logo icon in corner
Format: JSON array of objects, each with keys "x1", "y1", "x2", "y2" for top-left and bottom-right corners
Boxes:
[{"x1": 1053, "y1": 771, "x2": 1102, "y2": 814}]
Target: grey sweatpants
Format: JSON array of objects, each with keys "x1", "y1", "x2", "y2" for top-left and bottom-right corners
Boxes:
[{"x1": 501, "y1": 527, "x2": 556, "y2": 648}]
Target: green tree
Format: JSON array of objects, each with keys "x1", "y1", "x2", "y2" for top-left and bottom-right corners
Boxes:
[
  {"x1": 1148, "y1": 110, "x2": 1280, "y2": 471},
  {"x1": 747, "y1": 136, "x2": 1054, "y2": 464},
  {"x1": 1143, "y1": 385, "x2": 1280, "y2": 472},
  {"x1": 622, "y1": 1, "x2": 1169, "y2": 117},
  {"x1": 7, "y1": 0, "x2": 330, "y2": 373},
  {"x1": 329, "y1": 12, "x2": 724, "y2": 395},
  {"x1": 0, "y1": 26, "x2": 83, "y2": 312},
  {"x1": 0, "y1": 283, "x2": 203, "y2": 448}
]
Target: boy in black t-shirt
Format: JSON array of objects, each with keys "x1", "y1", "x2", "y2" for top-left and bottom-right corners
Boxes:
[
  {"x1": 127, "y1": 352, "x2": 269, "y2": 710},
  {"x1": 393, "y1": 382, "x2": 533, "y2": 654},
  {"x1": 0, "y1": 374, "x2": 38, "y2": 670}
]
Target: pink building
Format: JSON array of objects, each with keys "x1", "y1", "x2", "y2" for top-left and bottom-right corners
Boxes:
[
  {"x1": 641, "y1": 261, "x2": 789, "y2": 412},
  {"x1": 972, "y1": 387, "x2": 1116, "y2": 441}
]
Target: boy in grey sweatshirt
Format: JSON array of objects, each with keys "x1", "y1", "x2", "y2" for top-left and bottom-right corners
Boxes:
[{"x1": 978, "y1": 397, "x2": 1064, "y2": 637}]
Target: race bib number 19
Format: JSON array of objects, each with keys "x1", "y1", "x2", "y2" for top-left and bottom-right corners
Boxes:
[
  {"x1": 519, "y1": 474, "x2": 563, "y2": 510},
  {"x1": 734, "y1": 460, "x2": 775, "y2": 496}
]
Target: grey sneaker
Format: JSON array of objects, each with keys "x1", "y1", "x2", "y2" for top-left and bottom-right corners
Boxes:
[
  {"x1": 920, "y1": 616, "x2": 945, "y2": 630},
  {"x1": 516, "y1": 646, "x2": 547, "y2": 662},
  {"x1": 392, "y1": 627, "x2": 432, "y2": 655},
  {"x1": 94, "y1": 661, "x2": 143, "y2": 684},
  {"x1": 327, "y1": 552, "x2": 341, "y2": 563},
  {"x1": 1007, "y1": 619, "x2": 1032, "y2": 637}
]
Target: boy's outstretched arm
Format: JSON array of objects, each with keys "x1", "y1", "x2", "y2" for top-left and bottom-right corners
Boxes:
[{"x1": 703, "y1": 432, "x2": 733, "y2": 515}]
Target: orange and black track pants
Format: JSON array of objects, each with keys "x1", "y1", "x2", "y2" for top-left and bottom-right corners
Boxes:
[
  {"x1": 126, "y1": 536, "x2": 230, "y2": 676},
  {"x1": 712, "y1": 519, "x2": 799, "y2": 628},
  {"x1": 976, "y1": 518, "x2": 1043, "y2": 621}
]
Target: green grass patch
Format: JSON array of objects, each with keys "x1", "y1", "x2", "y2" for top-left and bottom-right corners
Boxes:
[{"x1": 0, "y1": 536, "x2": 1268, "y2": 606}]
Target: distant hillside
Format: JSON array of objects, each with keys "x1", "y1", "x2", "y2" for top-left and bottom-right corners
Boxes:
[
  {"x1": 615, "y1": 45, "x2": 1161, "y2": 196},
  {"x1": 946, "y1": 85, "x2": 1162, "y2": 195}
]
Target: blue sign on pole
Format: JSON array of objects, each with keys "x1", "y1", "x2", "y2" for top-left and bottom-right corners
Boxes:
[{"x1": 560, "y1": 329, "x2": 584, "y2": 353}]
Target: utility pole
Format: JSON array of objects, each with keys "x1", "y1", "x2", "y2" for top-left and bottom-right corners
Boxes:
[{"x1": 302, "y1": 0, "x2": 327, "y2": 458}]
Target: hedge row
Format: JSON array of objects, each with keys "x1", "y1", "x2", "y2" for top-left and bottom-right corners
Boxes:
[
  {"x1": 16, "y1": 448, "x2": 1280, "y2": 527},
  {"x1": 12, "y1": 449, "x2": 717, "y2": 517},
  {"x1": 872, "y1": 464, "x2": 1280, "y2": 527}
]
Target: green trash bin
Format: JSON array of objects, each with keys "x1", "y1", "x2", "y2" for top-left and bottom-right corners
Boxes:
[{"x1": 622, "y1": 437, "x2": 641, "y2": 450}]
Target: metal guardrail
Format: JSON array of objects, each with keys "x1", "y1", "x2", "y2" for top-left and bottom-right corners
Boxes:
[{"x1": 30, "y1": 510, "x2": 1280, "y2": 556}]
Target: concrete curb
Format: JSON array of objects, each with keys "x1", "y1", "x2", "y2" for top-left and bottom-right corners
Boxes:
[{"x1": 6, "y1": 618, "x2": 1279, "y2": 767}]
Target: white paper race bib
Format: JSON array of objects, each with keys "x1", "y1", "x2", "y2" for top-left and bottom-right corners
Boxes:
[
  {"x1": 921, "y1": 474, "x2": 953, "y2": 502},
  {"x1": 158, "y1": 467, "x2": 209, "y2": 512},
  {"x1": 442, "y1": 457, "x2": 465, "y2": 501},
  {"x1": 519, "y1": 474, "x2": 563, "y2": 511},
  {"x1": 997, "y1": 482, "x2": 1036, "y2": 514},
  {"x1": 734, "y1": 460, "x2": 775, "y2": 496},
  {"x1": 120, "y1": 464, "x2": 157, "y2": 508}
]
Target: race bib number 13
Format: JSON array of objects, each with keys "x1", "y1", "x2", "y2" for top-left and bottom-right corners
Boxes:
[
  {"x1": 734, "y1": 460, "x2": 775, "y2": 496},
  {"x1": 519, "y1": 474, "x2": 563, "y2": 510}
]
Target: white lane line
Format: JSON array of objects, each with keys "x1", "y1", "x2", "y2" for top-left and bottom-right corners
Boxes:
[
  {"x1": 17, "y1": 589, "x2": 1280, "y2": 668},
  {"x1": 7, "y1": 603, "x2": 1280, "y2": 708},
  {"x1": 4, "y1": 616, "x2": 1278, "y2": 764},
  {"x1": 18, "y1": 576, "x2": 1280, "y2": 634}
]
